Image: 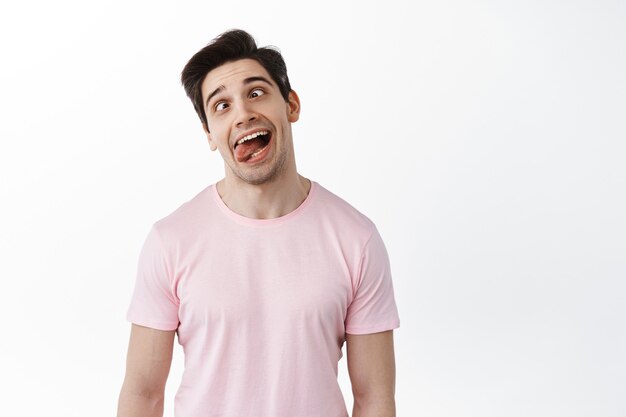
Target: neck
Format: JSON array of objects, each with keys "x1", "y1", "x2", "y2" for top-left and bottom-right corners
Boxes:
[{"x1": 217, "y1": 172, "x2": 311, "y2": 220}]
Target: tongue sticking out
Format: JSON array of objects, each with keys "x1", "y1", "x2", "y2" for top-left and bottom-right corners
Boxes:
[{"x1": 235, "y1": 135, "x2": 269, "y2": 162}]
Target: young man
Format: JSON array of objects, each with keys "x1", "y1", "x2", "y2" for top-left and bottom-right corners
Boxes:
[{"x1": 117, "y1": 29, "x2": 400, "y2": 417}]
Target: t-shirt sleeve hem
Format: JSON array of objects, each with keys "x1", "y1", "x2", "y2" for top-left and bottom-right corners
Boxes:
[
  {"x1": 345, "y1": 319, "x2": 400, "y2": 335},
  {"x1": 126, "y1": 314, "x2": 179, "y2": 331}
]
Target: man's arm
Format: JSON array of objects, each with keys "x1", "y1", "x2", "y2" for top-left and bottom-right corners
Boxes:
[
  {"x1": 346, "y1": 330, "x2": 396, "y2": 417},
  {"x1": 117, "y1": 324, "x2": 176, "y2": 417}
]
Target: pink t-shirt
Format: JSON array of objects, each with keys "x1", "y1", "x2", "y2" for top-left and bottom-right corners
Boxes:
[{"x1": 127, "y1": 180, "x2": 400, "y2": 417}]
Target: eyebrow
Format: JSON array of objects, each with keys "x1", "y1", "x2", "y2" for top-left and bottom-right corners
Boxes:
[{"x1": 205, "y1": 76, "x2": 274, "y2": 109}]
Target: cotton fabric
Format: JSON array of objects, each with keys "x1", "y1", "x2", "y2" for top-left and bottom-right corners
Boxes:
[{"x1": 127, "y1": 180, "x2": 400, "y2": 417}]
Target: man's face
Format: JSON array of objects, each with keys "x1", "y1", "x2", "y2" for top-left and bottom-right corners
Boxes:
[{"x1": 201, "y1": 58, "x2": 300, "y2": 185}]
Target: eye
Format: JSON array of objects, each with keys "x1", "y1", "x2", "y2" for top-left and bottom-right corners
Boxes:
[
  {"x1": 215, "y1": 101, "x2": 229, "y2": 112},
  {"x1": 250, "y1": 88, "x2": 265, "y2": 98}
]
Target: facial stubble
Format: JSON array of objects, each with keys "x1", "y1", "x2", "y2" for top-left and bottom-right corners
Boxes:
[{"x1": 226, "y1": 131, "x2": 290, "y2": 186}]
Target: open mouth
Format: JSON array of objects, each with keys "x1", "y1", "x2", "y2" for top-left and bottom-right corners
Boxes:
[{"x1": 234, "y1": 131, "x2": 272, "y2": 162}]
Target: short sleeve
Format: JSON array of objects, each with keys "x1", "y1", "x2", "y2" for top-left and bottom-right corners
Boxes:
[
  {"x1": 126, "y1": 225, "x2": 180, "y2": 331},
  {"x1": 345, "y1": 227, "x2": 401, "y2": 335}
]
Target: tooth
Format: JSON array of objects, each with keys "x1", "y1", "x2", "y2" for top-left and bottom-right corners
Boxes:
[
  {"x1": 250, "y1": 145, "x2": 266, "y2": 158},
  {"x1": 237, "y1": 131, "x2": 268, "y2": 146}
]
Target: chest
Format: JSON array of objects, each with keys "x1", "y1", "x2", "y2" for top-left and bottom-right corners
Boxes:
[{"x1": 175, "y1": 234, "x2": 354, "y2": 330}]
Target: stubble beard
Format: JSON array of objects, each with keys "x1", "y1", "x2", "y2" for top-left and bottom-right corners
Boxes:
[{"x1": 229, "y1": 138, "x2": 289, "y2": 186}]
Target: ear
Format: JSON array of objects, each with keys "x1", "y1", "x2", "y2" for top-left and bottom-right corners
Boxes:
[
  {"x1": 287, "y1": 90, "x2": 301, "y2": 123},
  {"x1": 202, "y1": 123, "x2": 218, "y2": 151}
]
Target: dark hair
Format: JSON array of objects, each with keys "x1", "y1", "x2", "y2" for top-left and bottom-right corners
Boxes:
[{"x1": 181, "y1": 29, "x2": 292, "y2": 130}]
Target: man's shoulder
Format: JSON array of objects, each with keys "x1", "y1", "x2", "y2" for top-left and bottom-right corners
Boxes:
[
  {"x1": 312, "y1": 181, "x2": 378, "y2": 236},
  {"x1": 150, "y1": 183, "x2": 215, "y2": 238}
]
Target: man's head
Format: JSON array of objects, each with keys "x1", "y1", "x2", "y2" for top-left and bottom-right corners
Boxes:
[
  {"x1": 181, "y1": 30, "x2": 301, "y2": 186},
  {"x1": 181, "y1": 29, "x2": 292, "y2": 130}
]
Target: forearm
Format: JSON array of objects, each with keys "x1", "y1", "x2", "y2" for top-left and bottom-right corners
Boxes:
[
  {"x1": 352, "y1": 395, "x2": 396, "y2": 417},
  {"x1": 117, "y1": 387, "x2": 164, "y2": 417}
]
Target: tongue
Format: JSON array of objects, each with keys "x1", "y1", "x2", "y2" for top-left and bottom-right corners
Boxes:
[{"x1": 235, "y1": 137, "x2": 267, "y2": 162}]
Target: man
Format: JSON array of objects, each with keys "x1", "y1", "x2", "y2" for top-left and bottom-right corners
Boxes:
[{"x1": 117, "y1": 29, "x2": 400, "y2": 417}]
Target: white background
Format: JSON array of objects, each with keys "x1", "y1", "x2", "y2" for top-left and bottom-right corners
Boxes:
[{"x1": 1, "y1": 0, "x2": 625, "y2": 416}]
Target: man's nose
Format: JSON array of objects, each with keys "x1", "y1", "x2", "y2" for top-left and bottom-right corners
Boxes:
[{"x1": 234, "y1": 100, "x2": 258, "y2": 127}]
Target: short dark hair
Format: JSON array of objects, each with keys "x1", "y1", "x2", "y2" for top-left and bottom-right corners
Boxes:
[{"x1": 181, "y1": 29, "x2": 292, "y2": 130}]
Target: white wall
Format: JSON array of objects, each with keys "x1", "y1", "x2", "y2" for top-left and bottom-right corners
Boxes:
[{"x1": 0, "y1": 0, "x2": 624, "y2": 416}]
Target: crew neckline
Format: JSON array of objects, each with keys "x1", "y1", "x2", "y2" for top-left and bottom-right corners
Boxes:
[{"x1": 210, "y1": 180, "x2": 318, "y2": 227}]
